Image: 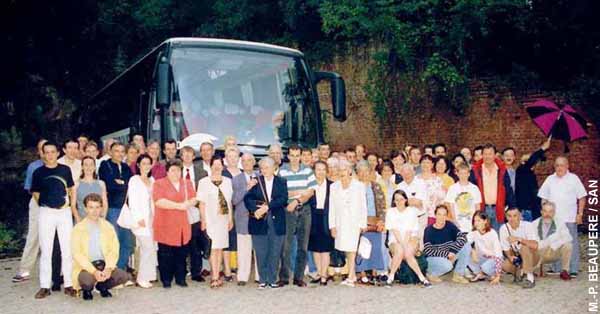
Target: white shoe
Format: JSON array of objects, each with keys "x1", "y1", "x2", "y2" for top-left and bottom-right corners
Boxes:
[
  {"x1": 124, "y1": 280, "x2": 135, "y2": 287},
  {"x1": 137, "y1": 281, "x2": 153, "y2": 289},
  {"x1": 341, "y1": 279, "x2": 356, "y2": 287}
]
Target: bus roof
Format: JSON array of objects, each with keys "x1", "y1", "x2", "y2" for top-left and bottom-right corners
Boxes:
[{"x1": 163, "y1": 37, "x2": 304, "y2": 57}]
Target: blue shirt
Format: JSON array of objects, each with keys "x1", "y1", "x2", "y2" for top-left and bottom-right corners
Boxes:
[
  {"x1": 366, "y1": 184, "x2": 376, "y2": 217},
  {"x1": 24, "y1": 159, "x2": 44, "y2": 192}
]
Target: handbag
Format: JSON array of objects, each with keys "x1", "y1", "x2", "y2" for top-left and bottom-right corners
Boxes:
[
  {"x1": 198, "y1": 228, "x2": 212, "y2": 259},
  {"x1": 117, "y1": 192, "x2": 135, "y2": 229},
  {"x1": 330, "y1": 249, "x2": 346, "y2": 268},
  {"x1": 357, "y1": 235, "x2": 372, "y2": 260}
]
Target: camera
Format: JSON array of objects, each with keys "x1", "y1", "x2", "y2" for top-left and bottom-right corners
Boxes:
[{"x1": 512, "y1": 255, "x2": 523, "y2": 267}]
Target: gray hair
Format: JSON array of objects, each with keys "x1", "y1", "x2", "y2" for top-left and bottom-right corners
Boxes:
[
  {"x1": 338, "y1": 159, "x2": 352, "y2": 171},
  {"x1": 399, "y1": 164, "x2": 415, "y2": 173},
  {"x1": 542, "y1": 201, "x2": 556, "y2": 211},
  {"x1": 241, "y1": 152, "x2": 255, "y2": 161},
  {"x1": 356, "y1": 160, "x2": 370, "y2": 171},
  {"x1": 268, "y1": 144, "x2": 282, "y2": 153},
  {"x1": 327, "y1": 157, "x2": 340, "y2": 168},
  {"x1": 259, "y1": 157, "x2": 275, "y2": 168}
]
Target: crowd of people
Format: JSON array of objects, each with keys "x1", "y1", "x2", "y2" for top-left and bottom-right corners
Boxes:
[{"x1": 12, "y1": 134, "x2": 587, "y2": 300}]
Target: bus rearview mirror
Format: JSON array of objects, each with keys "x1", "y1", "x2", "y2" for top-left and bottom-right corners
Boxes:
[
  {"x1": 157, "y1": 61, "x2": 170, "y2": 107},
  {"x1": 314, "y1": 71, "x2": 346, "y2": 122}
]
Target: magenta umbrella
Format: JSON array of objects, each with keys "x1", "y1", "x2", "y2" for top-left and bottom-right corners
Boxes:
[{"x1": 526, "y1": 100, "x2": 588, "y2": 142}]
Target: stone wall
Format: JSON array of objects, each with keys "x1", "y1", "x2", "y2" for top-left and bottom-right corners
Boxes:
[{"x1": 317, "y1": 47, "x2": 600, "y2": 187}]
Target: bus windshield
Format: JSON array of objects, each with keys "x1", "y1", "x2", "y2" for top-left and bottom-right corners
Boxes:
[{"x1": 156, "y1": 47, "x2": 319, "y2": 151}]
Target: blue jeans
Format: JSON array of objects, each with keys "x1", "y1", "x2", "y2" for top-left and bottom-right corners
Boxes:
[
  {"x1": 552, "y1": 223, "x2": 580, "y2": 274},
  {"x1": 106, "y1": 207, "x2": 134, "y2": 270},
  {"x1": 469, "y1": 257, "x2": 497, "y2": 276},
  {"x1": 307, "y1": 251, "x2": 317, "y2": 273},
  {"x1": 426, "y1": 244, "x2": 471, "y2": 276},
  {"x1": 252, "y1": 216, "x2": 284, "y2": 285},
  {"x1": 485, "y1": 205, "x2": 500, "y2": 232}
]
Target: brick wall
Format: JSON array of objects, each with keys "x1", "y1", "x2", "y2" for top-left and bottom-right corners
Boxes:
[{"x1": 317, "y1": 48, "x2": 600, "y2": 189}]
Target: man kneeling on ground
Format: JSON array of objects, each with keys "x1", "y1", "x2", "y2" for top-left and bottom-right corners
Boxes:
[
  {"x1": 532, "y1": 201, "x2": 573, "y2": 281},
  {"x1": 72, "y1": 193, "x2": 130, "y2": 300},
  {"x1": 500, "y1": 207, "x2": 539, "y2": 288}
]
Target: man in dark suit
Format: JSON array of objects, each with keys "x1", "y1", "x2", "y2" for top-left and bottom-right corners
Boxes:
[
  {"x1": 181, "y1": 146, "x2": 208, "y2": 281},
  {"x1": 244, "y1": 157, "x2": 288, "y2": 289}
]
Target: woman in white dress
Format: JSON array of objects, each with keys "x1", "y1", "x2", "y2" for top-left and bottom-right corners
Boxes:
[
  {"x1": 328, "y1": 159, "x2": 367, "y2": 287},
  {"x1": 197, "y1": 156, "x2": 233, "y2": 288},
  {"x1": 128, "y1": 154, "x2": 157, "y2": 288},
  {"x1": 384, "y1": 189, "x2": 431, "y2": 287}
]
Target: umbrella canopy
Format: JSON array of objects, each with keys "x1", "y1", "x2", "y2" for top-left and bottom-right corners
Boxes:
[{"x1": 526, "y1": 100, "x2": 587, "y2": 142}]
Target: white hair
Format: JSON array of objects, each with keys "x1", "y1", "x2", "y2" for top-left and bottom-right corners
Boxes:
[
  {"x1": 327, "y1": 157, "x2": 340, "y2": 168},
  {"x1": 338, "y1": 159, "x2": 352, "y2": 171},
  {"x1": 356, "y1": 160, "x2": 370, "y2": 171},
  {"x1": 259, "y1": 157, "x2": 275, "y2": 168},
  {"x1": 399, "y1": 164, "x2": 415, "y2": 173},
  {"x1": 241, "y1": 152, "x2": 255, "y2": 161}
]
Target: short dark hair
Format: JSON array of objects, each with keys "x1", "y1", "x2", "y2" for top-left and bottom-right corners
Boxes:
[
  {"x1": 506, "y1": 207, "x2": 521, "y2": 214},
  {"x1": 424, "y1": 144, "x2": 434, "y2": 151},
  {"x1": 209, "y1": 156, "x2": 225, "y2": 167},
  {"x1": 165, "y1": 159, "x2": 183, "y2": 172},
  {"x1": 377, "y1": 159, "x2": 395, "y2": 175},
  {"x1": 344, "y1": 147, "x2": 356, "y2": 154},
  {"x1": 301, "y1": 147, "x2": 312, "y2": 154},
  {"x1": 288, "y1": 144, "x2": 301, "y2": 152},
  {"x1": 433, "y1": 143, "x2": 447, "y2": 152},
  {"x1": 473, "y1": 145, "x2": 484, "y2": 153},
  {"x1": 83, "y1": 193, "x2": 103, "y2": 207},
  {"x1": 433, "y1": 156, "x2": 450, "y2": 173},
  {"x1": 42, "y1": 141, "x2": 59, "y2": 153},
  {"x1": 482, "y1": 143, "x2": 496, "y2": 153},
  {"x1": 434, "y1": 204, "x2": 449, "y2": 215},
  {"x1": 313, "y1": 160, "x2": 328, "y2": 171},
  {"x1": 163, "y1": 139, "x2": 177, "y2": 150},
  {"x1": 389, "y1": 150, "x2": 407, "y2": 162},
  {"x1": 63, "y1": 138, "x2": 79, "y2": 149},
  {"x1": 419, "y1": 154, "x2": 434, "y2": 164},
  {"x1": 501, "y1": 147, "x2": 516, "y2": 155},
  {"x1": 110, "y1": 142, "x2": 125, "y2": 150}
]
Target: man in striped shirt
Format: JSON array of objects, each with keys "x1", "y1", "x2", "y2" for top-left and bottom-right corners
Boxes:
[
  {"x1": 423, "y1": 205, "x2": 471, "y2": 284},
  {"x1": 277, "y1": 144, "x2": 317, "y2": 287}
]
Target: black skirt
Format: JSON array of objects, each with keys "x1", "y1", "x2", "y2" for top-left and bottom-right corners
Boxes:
[{"x1": 308, "y1": 209, "x2": 334, "y2": 253}]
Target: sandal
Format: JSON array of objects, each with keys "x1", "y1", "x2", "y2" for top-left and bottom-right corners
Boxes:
[
  {"x1": 210, "y1": 279, "x2": 220, "y2": 289},
  {"x1": 470, "y1": 273, "x2": 486, "y2": 282}
]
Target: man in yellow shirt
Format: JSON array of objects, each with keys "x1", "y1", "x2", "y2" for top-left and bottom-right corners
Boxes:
[{"x1": 71, "y1": 193, "x2": 130, "y2": 300}]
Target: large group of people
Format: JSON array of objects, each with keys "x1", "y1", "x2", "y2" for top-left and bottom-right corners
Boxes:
[{"x1": 12, "y1": 133, "x2": 587, "y2": 300}]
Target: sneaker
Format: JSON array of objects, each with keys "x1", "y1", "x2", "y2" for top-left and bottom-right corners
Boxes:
[
  {"x1": 570, "y1": 272, "x2": 578, "y2": 278},
  {"x1": 420, "y1": 279, "x2": 432, "y2": 288},
  {"x1": 124, "y1": 280, "x2": 135, "y2": 287},
  {"x1": 137, "y1": 281, "x2": 153, "y2": 288},
  {"x1": 34, "y1": 288, "x2": 51, "y2": 299},
  {"x1": 521, "y1": 279, "x2": 535, "y2": 289},
  {"x1": 269, "y1": 283, "x2": 281, "y2": 289},
  {"x1": 559, "y1": 271, "x2": 571, "y2": 281},
  {"x1": 12, "y1": 272, "x2": 30, "y2": 283},
  {"x1": 340, "y1": 279, "x2": 356, "y2": 287},
  {"x1": 452, "y1": 273, "x2": 469, "y2": 284},
  {"x1": 258, "y1": 283, "x2": 267, "y2": 290},
  {"x1": 426, "y1": 275, "x2": 442, "y2": 283}
]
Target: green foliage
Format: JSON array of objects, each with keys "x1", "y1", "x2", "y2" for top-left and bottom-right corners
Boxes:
[{"x1": 0, "y1": 223, "x2": 20, "y2": 254}]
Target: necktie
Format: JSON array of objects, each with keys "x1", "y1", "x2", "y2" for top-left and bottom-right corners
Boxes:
[{"x1": 186, "y1": 168, "x2": 191, "y2": 180}]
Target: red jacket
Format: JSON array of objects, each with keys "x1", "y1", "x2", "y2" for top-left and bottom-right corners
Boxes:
[{"x1": 469, "y1": 158, "x2": 515, "y2": 223}]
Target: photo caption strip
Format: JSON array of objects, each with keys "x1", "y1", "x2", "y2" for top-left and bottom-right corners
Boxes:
[{"x1": 589, "y1": 179, "x2": 599, "y2": 312}]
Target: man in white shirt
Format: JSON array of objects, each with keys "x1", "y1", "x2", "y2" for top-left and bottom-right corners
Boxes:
[
  {"x1": 499, "y1": 208, "x2": 539, "y2": 288},
  {"x1": 58, "y1": 139, "x2": 82, "y2": 184},
  {"x1": 199, "y1": 142, "x2": 215, "y2": 176},
  {"x1": 180, "y1": 146, "x2": 207, "y2": 281},
  {"x1": 538, "y1": 156, "x2": 586, "y2": 276},
  {"x1": 532, "y1": 201, "x2": 572, "y2": 281}
]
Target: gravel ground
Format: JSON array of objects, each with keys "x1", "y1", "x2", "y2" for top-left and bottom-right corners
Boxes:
[{"x1": 0, "y1": 237, "x2": 590, "y2": 314}]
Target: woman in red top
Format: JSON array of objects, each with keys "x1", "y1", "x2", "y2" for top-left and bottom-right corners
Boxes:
[{"x1": 152, "y1": 160, "x2": 196, "y2": 288}]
